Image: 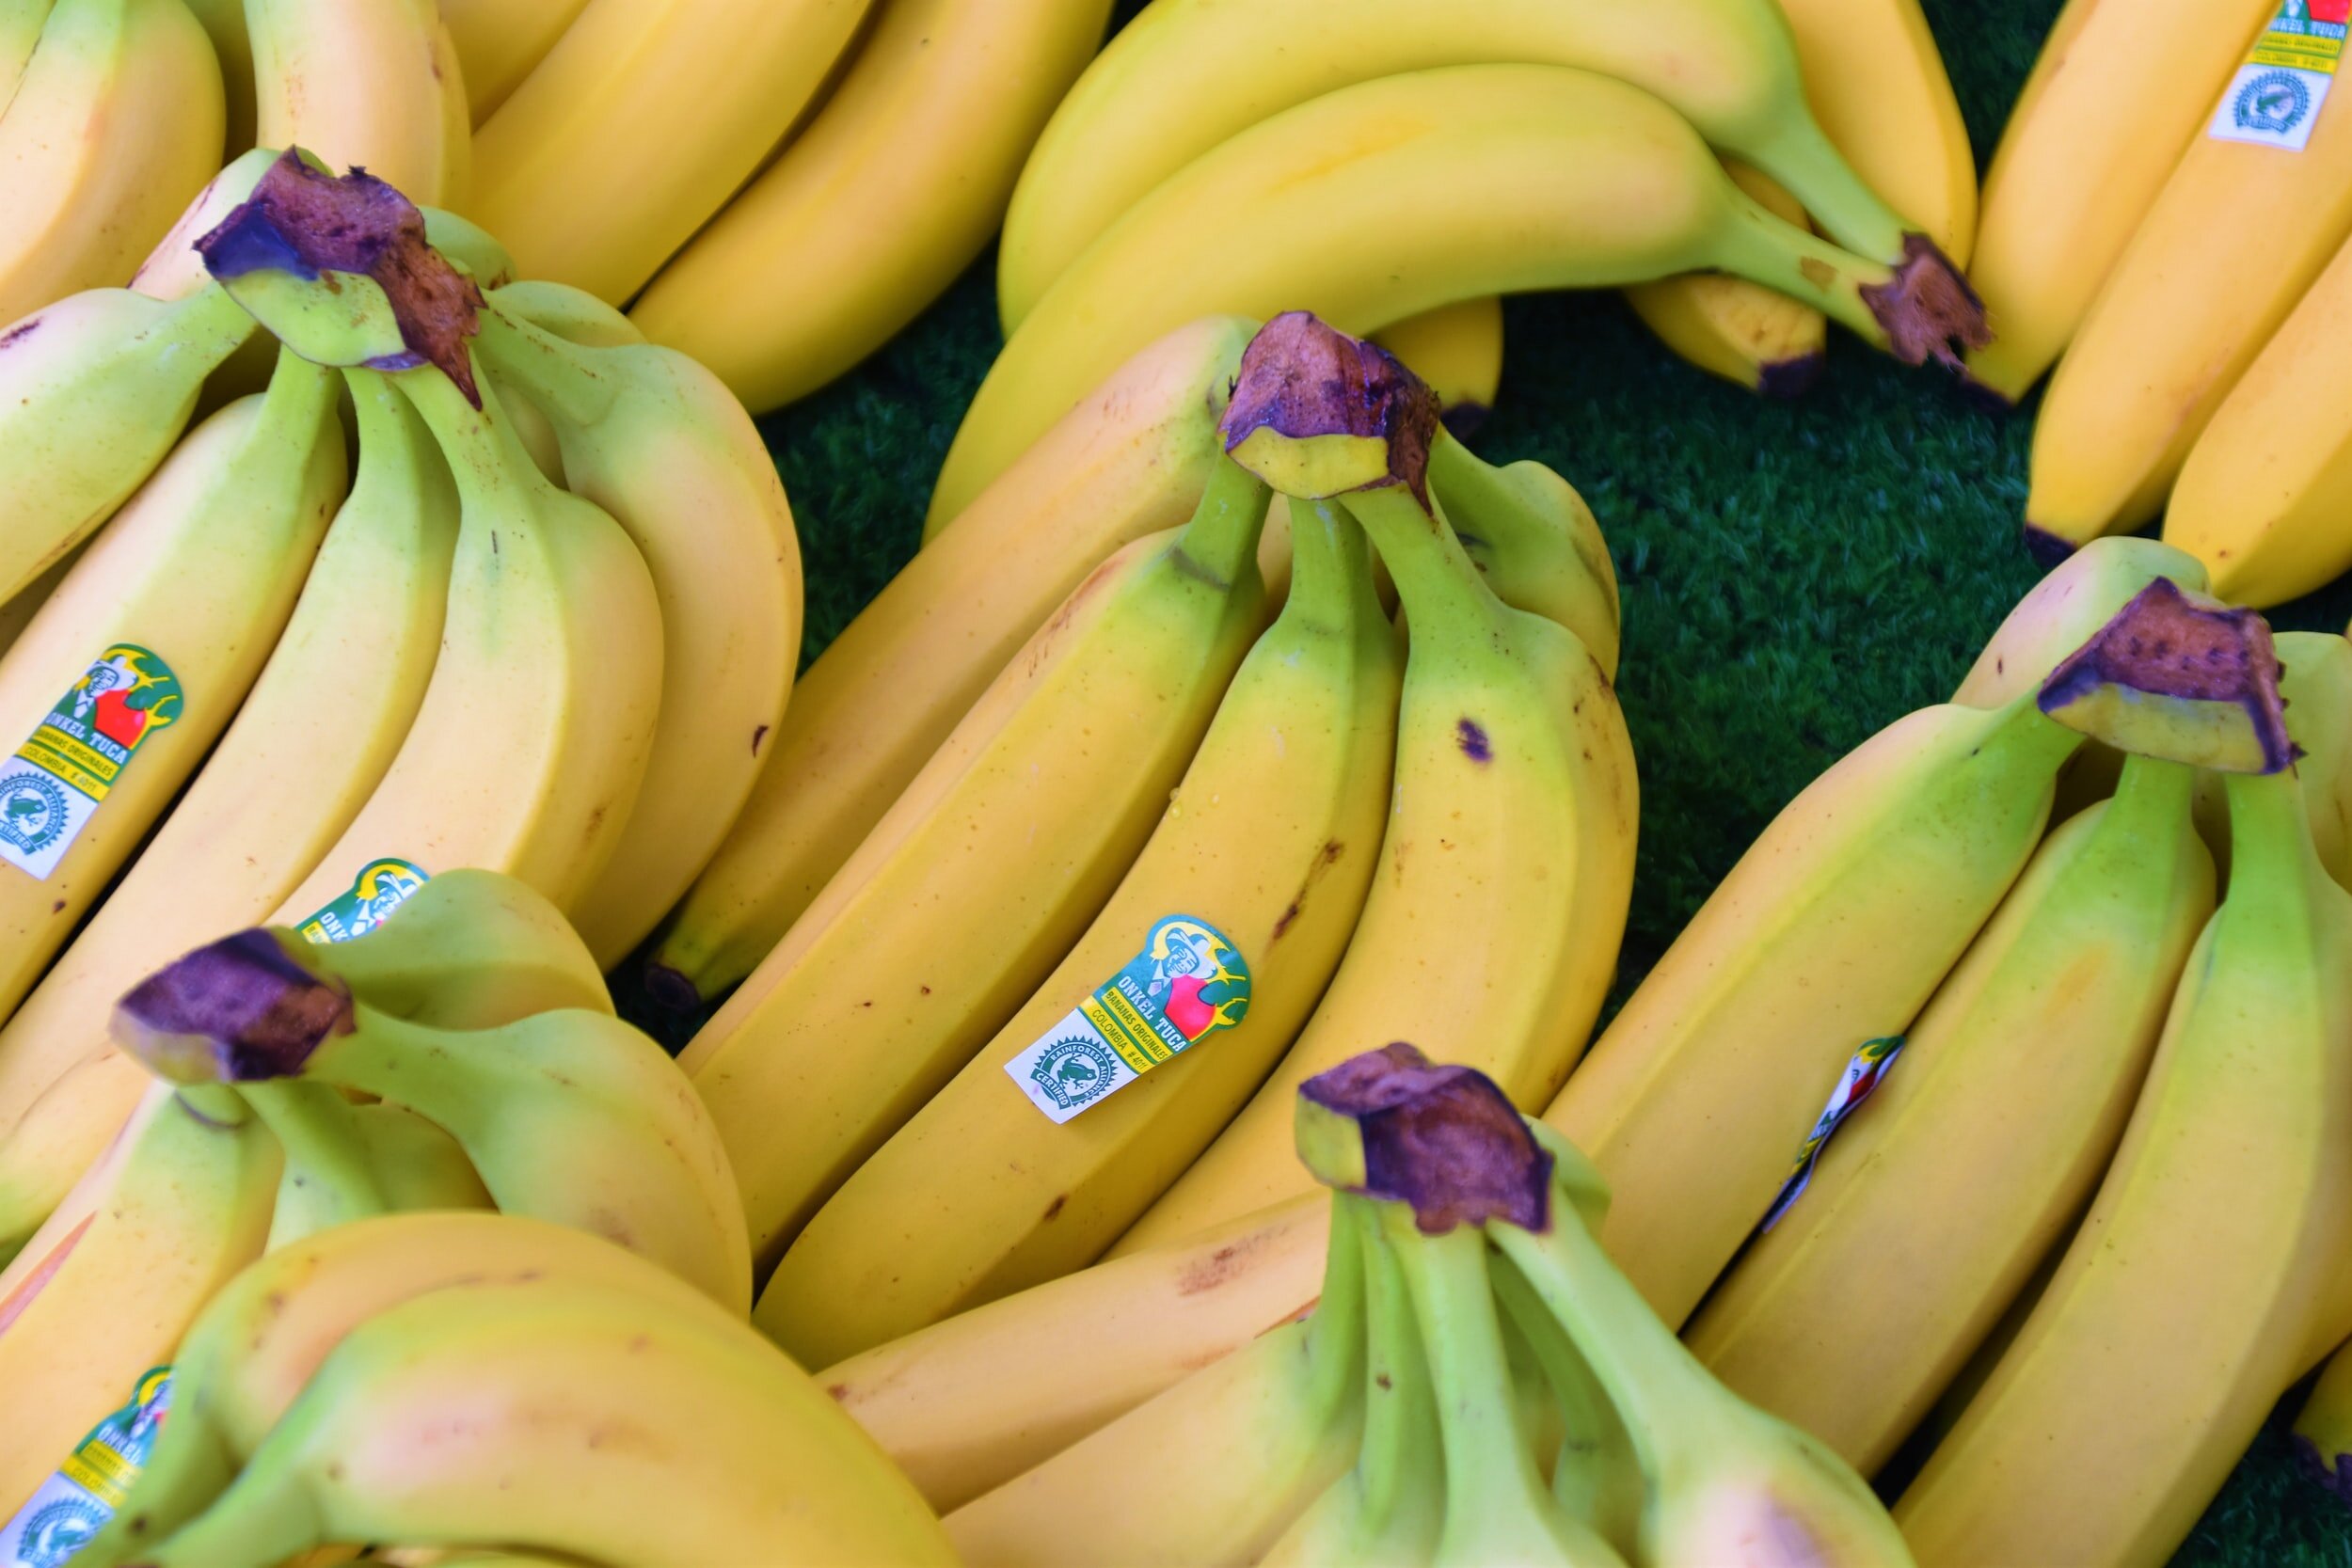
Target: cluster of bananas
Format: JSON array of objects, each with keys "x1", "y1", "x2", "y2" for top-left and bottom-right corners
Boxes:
[
  {"x1": 0, "y1": 0, "x2": 1108, "y2": 415},
  {"x1": 925, "y1": 0, "x2": 1991, "y2": 527},
  {"x1": 1977, "y1": 0, "x2": 2352, "y2": 605}
]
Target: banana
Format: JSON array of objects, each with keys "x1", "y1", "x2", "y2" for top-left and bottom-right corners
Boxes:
[
  {"x1": 2295, "y1": 1336, "x2": 2352, "y2": 1504},
  {"x1": 1963, "y1": 0, "x2": 2278, "y2": 405},
  {"x1": 119, "y1": 928, "x2": 752, "y2": 1311},
  {"x1": 820, "y1": 1196, "x2": 1334, "y2": 1513},
  {"x1": 933, "y1": 63, "x2": 1988, "y2": 527},
  {"x1": 651, "y1": 315, "x2": 1253, "y2": 1007},
  {"x1": 996, "y1": 0, "x2": 1946, "y2": 331},
  {"x1": 689, "y1": 458, "x2": 1274, "y2": 1276},
  {"x1": 471, "y1": 304, "x2": 801, "y2": 969},
  {"x1": 128, "y1": 147, "x2": 279, "y2": 301},
  {"x1": 1896, "y1": 768, "x2": 2352, "y2": 1567},
  {"x1": 758, "y1": 485, "x2": 1395, "y2": 1361},
  {"x1": 2025, "y1": 11, "x2": 2352, "y2": 555},
  {"x1": 628, "y1": 0, "x2": 1112, "y2": 413},
  {"x1": 1434, "y1": 434, "x2": 1621, "y2": 674},
  {"x1": 0, "y1": 0, "x2": 223, "y2": 325},
  {"x1": 1545, "y1": 686, "x2": 2084, "y2": 1329},
  {"x1": 177, "y1": 0, "x2": 245, "y2": 150},
  {"x1": 0, "y1": 349, "x2": 342, "y2": 1033},
  {"x1": 0, "y1": 549, "x2": 75, "y2": 663},
  {"x1": 257, "y1": 1089, "x2": 492, "y2": 1249},
  {"x1": 1369, "y1": 296, "x2": 1506, "y2": 432},
  {"x1": 2167, "y1": 228, "x2": 2352, "y2": 607},
  {"x1": 2193, "y1": 630, "x2": 2352, "y2": 890},
  {"x1": 1684, "y1": 753, "x2": 2215, "y2": 1475},
  {"x1": 438, "y1": 0, "x2": 588, "y2": 123},
  {"x1": 465, "y1": 0, "x2": 874, "y2": 304},
  {"x1": 488, "y1": 277, "x2": 644, "y2": 348},
  {"x1": 125, "y1": 1278, "x2": 957, "y2": 1568},
  {"x1": 1951, "y1": 535, "x2": 2210, "y2": 706},
  {"x1": 0, "y1": 368, "x2": 453, "y2": 1260},
  {"x1": 0, "y1": 0, "x2": 52, "y2": 98},
  {"x1": 0, "y1": 281, "x2": 259, "y2": 602},
  {"x1": 246, "y1": 0, "x2": 469, "y2": 205},
  {"x1": 1114, "y1": 318, "x2": 1637, "y2": 1256},
  {"x1": 1624, "y1": 162, "x2": 1828, "y2": 397},
  {"x1": 0, "y1": 1086, "x2": 278, "y2": 1519},
  {"x1": 945, "y1": 1202, "x2": 1367, "y2": 1568}
]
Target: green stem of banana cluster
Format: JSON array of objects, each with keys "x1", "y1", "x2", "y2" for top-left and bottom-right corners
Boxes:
[
  {"x1": 471, "y1": 304, "x2": 622, "y2": 431},
  {"x1": 239, "y1": 1081, "x2": 395, "y2": 1223},
  {"x1": 1490, "y1": 1247, "x2": 1642, "y2": 1538},
  {"x1": 252, "y1": 344, "x2": 341, "y2": 450},
  {"x1": 1737, "y1": 114, "x2": 1911, "y2": 266},
  {"x1": 175, "y1": 281, "x2": 268, "y2": 361},
  {"x1": 1174, "y1": 455, "x2": 1274, "y2": 589},
  {"x1": 2227, "y1": 768, "x2": 2326, "y2": 897},
  {"x1": 1708, "y1": 201, "x2": 1898, "y2": 348},
  {"x1": 394, "y1": 346, "x2": 554, "y2": 515},
  {"x1": 1302, "y1": 1189, "x2": 1372, "y2": 1415},
  {"x1": 1345, "y1": 1196, "x2": 1441, "y2": 1535},
  {"x1": 1341, "y1": 482, "x2": 1508, "y2": 645},
  {"x1": 1989, "y1": 686, "x2": 2094, "y2": 778},
  {"x1": 2105, "y1": 752, "x2": 2195, "y2": 841},
  {"x1": 1280, "y1": 498, "x2": 1377, "y2": 632},
  {"x1": 1425, "y1": 435, "x2": 1523, "y2": 559}
]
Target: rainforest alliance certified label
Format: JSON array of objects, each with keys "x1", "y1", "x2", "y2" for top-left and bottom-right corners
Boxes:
[
  {"x1": 0, "y1": 646, "x2": 182, "y2": 881},
  {"x1": 2210, "y1": 0, "x2": 2349, "y2": 151},
  {"x1": 1758, "y1": 1037, "x2": 1906, "y2": 1233},
  {"x1": 0, "y1": 1366, "x2": 172, "y2": 1568},
  {"x1": 296, "y1": 858, "x2": 430, "y2": 943},
  {"x1": 1005, "y1": 915, "x2": 1253, "y2": 1124}
]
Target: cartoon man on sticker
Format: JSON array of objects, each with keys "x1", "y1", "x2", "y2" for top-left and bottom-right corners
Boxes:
[
  {"x1": 70, "y1": 654, "x2": 167, "y2": 749},
  {"x1": 1143, "y1": 918, "x2": 1249, "y2": 1041}
]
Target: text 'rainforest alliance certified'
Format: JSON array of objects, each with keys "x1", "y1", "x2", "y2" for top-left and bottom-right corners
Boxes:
[
  {"x1": 0, "y1": 646, "x2": 182, "y2": 880},
  {"x1": 2212, "y1": 0, "x2": 2350, "y2": 151},
  {"x1": 1007, "y1": 915, "x2": 1253, "y2": 1123}
]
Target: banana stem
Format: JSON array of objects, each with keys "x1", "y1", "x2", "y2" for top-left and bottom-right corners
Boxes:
[
  {"x1": 2103, "y1": 752, "x2": 2196, "y2": 840},
  {"x1": 1279, "y1": 499, "x2": 1378, "y2": 634},
  {"x1": 1345, "y1": 1196, "x2": 1442, "y2": 1536},
  {"x1": 1303, "y1": 1187, "x2": 1371, "y2": 1415},
  {"x1": 1170, "y1": 455, "x2": 1273, "y2": 590},
  {"x1": 239, "y1": 1080, "x2": 394, "y2": 1224},
  {"x1": 1737, "y1": 113, "x2": 1911, "y2": 266},
  {"x1": 170, "y1": 280, "x2": 267, "y2": 362},
  {"x1": 251, "y1": 343, "x2": 341, "y2": 448},
  {"x1": 2226, "y1": 769, "x2": 2328, "y2": 894},
  {"x1": 394, "y1": 347, "x2": 553, "y2": 516},
  {"x1": 171, "y1": 1084, "x2": 251, "y2": 1128},
  {"x1": 1490, "y1": 1245, "x2": 1642, "y2": 1543},
  {"x1": 471, "y1": 304, "x2": 621, "y2": 430},
  {"x1": 1707, "y1": 198, "x2": 1895, "y2": 348},
  {"x1": 1342, "y1": 482, "x2": 1508, "y2": 644},
  {"x1": 1424, "y1": 435, "x2": 1519, "y2": 557}
]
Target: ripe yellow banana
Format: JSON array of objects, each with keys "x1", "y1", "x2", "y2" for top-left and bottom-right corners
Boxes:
[
  {"x1": 1897, "y1": 768, "x2": 2352, "y2": 1567},
  {"x1": 2026, "y1": 17, "x2": 2352, "y2": 554},
  {"x1": 1963, "y1": 0, "x2": 2277, "y2": 405},
  {"x1": 629, "y1": 0, "x2": 1112, "y2": 413},
  {"x1": 1546, "y1": 687, "x2": 2084, "y2": 1329},
  {"x1": 0, "y1": 0, "x2": 223, "y2": 325},
  {"x1": 997, "y1": 0, "x2": 1938, "y2": 331},
  {"x1": 126, "y1": 1278, "x2": 958, "y2": 1568},
  {"x1": 1951, "y1": 536, "x2": 2210, "y2": 707},
  {"x1": 1685, "y1": 754, "x2": 2214, "y2": 1475},
  {"x1": 652, "y1": 316, "x2": 1254, "y2": 1006},
  {"x1": 1368, "y1": 297, "x2": 1506, "y2": 430},
  {"x1": 0, "y1": 349, "x2": 342, "y2": 1032},
  {"x1": 933, "y1": 64, "x2": 1986, "y2": 528},
  {"x1": 472, "y1": 304, "x2": 801, "y2": 969},
  {"x1": 466, "y1": 0, "x2": 874, "y2": 304},
  {"x1": 438, "y1": 0, "x2": 588, "y2": 123},
  {"x1": 0, "y1": 367, "x2": 453, "y2": 1259},
  {"x1": 0, "y1": 281, "x2": 259, "y2": 602},
  {"x1": 246, "y1": 0, "x2": 469, "y2": 206},
  {"x1": 1624, "y1": 162, "x2": 1827, "y2": 397},
  {"x1": 175, "y1": 0, "x2": 245, "y2": 150},
  {"x1": 689, "y1": 461, "x2": 1274, "y2": 1275},
  {"x1": 2167, "y1": 227, "x2": 2352, "y2": 607},
  {"x1": 0, "y1": 1087, "x2": 278, "y2": 1518},
  {"x1": 758, "y1": 487, "x2": 1397, "y2": 1363}
]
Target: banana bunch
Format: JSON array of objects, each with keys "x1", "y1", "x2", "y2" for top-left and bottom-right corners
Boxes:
[
  {"x1": 51, "y1": 1212, "x2": 949, "y2": 1567},
  {"x1": 0, "y1": 157, "x2": 797, "y2": 1283},
  {"x1": 946, "y1": 1042, "x2": 1911, "y2": 1568}
]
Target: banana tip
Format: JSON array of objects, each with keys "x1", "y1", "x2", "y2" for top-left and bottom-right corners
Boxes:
[
  {"x1": 2295, "y1": 1433, "x2": 2352, "y2": 1512},
  {"x1": 1757, "y1": 352, "x2": 1825, "y2": 401},
  {"x1": 2021, "y1": 525, "x2": 2076, "y2": 569},
  {"x1": 642, "y1": 961, "x2": 707, "y2": 1015},
  {"x1": 1957, "y1": 372, "x2": 2017, "y2": 417}
]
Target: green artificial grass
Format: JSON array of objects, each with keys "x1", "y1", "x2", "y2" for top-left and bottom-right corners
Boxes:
[{"x1": 721, "y1": 0, "x2": 2352, "y2": 1560}]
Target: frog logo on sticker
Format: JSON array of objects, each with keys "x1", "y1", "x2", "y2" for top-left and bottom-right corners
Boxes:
[
  {"x1": 2237, "y1": 68, "x2": 2314, "y2": 134},
  {"x1": 0, "y1": 773, "x2": 67, "y2": 857},
  {"x1": 14, "y1": 1497, "x2": 104, "y2": 1568},
  {"x1": 1029, "y1": 1036, "x2": 1120, "y2": 1113}
]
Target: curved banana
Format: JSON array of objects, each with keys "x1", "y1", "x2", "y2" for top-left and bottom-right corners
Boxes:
[
  {"x1": 629, "y1": 0, "x2": 1112, "y2": 412},
  {"x1": 1368, "y1": 297, "x2": 1505, "y2": 430},
  {"x1": 270, "y1": 355, "x2": 663, "y2": 927},
  {"x1": 1963, "y1": 0, "x2": 2277, "y2": 404},
  {"x1": 128, "y1": 147, "x2": 280, "y2": 301},
  {"x1": 258, "y1": 1092, "x2": 492, "y2": 1249},
  {"x1": 1433, "y1": 433, "x2": 1620, "y2": 673},
  {"x1": 934, "y1": 64, "x2": 1985, "y2": 527},
  {"x1": 438, "y1": 0, "x2": 588, "y2": 123},
  {"x1": 652, "y1": 316, "x2": 1253, "y2": 1006},
  {"x1": 757, "y1": 489, "x2": 1397, "y2": 1363},
  {"x1": 128, "y1": 1279, "x2": 957, "y2": 1568},
  {"x1": 0, "y1": 0, "x2": 223, "y2": 325},
  {"x1": 488, "y1": 276, "x2": 644, "y2": 347},
  {"x1": 1625, "y1": 162, "x2": 1827, "y2": 396},
  {"x1": 0, "y1": 368, "x2": 452, "y2": 1256},
  {"x1": 0, "y1": 282, "x2": 258, "y2": 602},
  {"x1": 997, "y1": 0, "x2": 1935, "y2": 329},
  {"x1": 1897, "y1": 768, "x2": 2352, "y2": 1568},
  {"x1": 1686, "y1": 755, "x2": 2213, "y2": 1474},
  {"x1": 246, "y1": 0, "x2": 469, "y2": 205},
  {"x1": 2026, "y1": 33, "x2": 2352, "y2": 554},
  {"x1": 465, "y1": 0, "x2": 874, "y2": 304},
  {"x1": 688, "y1": 462, "x2": 1273, "y2": 1275},
  {"x1": 473, "y1": 305, "x2": 801, "y2": 969}
]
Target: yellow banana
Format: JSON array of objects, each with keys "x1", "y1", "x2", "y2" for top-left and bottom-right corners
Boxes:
[
  {"x1": 465, "y1": 0, "x2": 874, "y2": 304},
  {"x1": 2026, "y1": 8, "x2": 2352, "y2": 554},
  {"x1": 246, "y1": 0, "x2": 469, "y2": 206},
  {"x1": 933, "y1": 63, "x2": 1986, "y2": 528},
  {"x1": 0, "y1": 0, "x2": 52, "y2": 97},
  {"x1": 1896, "y1": 768, "x2": 2352, "y2": 1567},
  {"x1": 472, "y1": 303, "x2": 802, "y2": 970},
  {"x1": 257, "y1": 1094, "x2": 492, "y2": 1249},
  {"x1": 1963, "y1": 0, "x2": 2277, "y2": 404},
  {"x1": 2295, "y1": 1335, "x2": 2352, "y2": 1503},
  {"x1": 1685, "y1": 755, "x2": 2214, "y2": 1475},
  {"x1": 437, "y1": 0, "x2": 588, "y2": 123},
  {"x1": 1368, "y1": 297, "x2": 1506, "y2": 430},
  {"x1": 0, "y1": 0, "x2": 222, "y2": 325},
  {"x1": 651, "y1": 316, "x2": 1253, "y2": 1006},
  {"x1": 0, "y1": 368, "x2": 453, "y2": 1259},
  {"x1": 997, "y1": 0, "x2": 1941, "y2": 330},
  {"x1": 176, "y1": 0, "x2": 246, "y2": 151},
  {"x1": 628, "y1": 0, "x2": 1112, "y2": 413},
  {"x1": 1624, "y1": 162, "x2": 1827, "y2": 397},
  {"x1": 688, "y1": 460, "x2": 1274, "y2": 1275},
  {"x1": 757, "y1": 486, "x2": 1396, "y2": 1364}
]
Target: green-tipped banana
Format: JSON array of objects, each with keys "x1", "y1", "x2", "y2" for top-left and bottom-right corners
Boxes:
[{"x1": 251, "y1": 1083, "x2": 492, "y2": 1250}]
